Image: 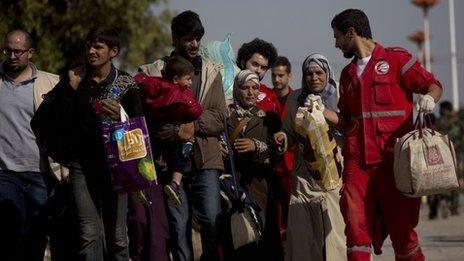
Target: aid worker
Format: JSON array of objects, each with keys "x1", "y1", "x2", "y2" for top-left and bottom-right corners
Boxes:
[{"x1": 318, "y1": 9, "x2": 442, "y2": 261}]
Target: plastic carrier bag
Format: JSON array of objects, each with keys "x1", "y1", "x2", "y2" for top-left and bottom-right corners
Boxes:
[
  {"x1": 294, "y1": 100, "x2": 342, "y2": 191},
  {"x1": 200, "y1": 33, "x2": 240, "y2": 102}
]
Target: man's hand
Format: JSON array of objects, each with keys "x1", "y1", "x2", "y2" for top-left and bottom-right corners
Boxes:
[
  {"x1": 416, "y1": 94, "x2": 436, "y2": 113},
  {"x1": 68, "y1": 66, "x2": 85, "y2": 90},
  {"x1": 101, "y1": 99, "x2": 121, "y2": 121},
  {"x1": 234, "y1": 138, "x2": 256, "y2": 153},
  {"x1": 178, "y1": 122, "x2": 195, "y2": 141}
]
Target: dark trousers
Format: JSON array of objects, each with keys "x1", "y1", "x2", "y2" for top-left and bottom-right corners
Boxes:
[
  {"x1": 69, "y1": 162, "x2": 129, "y2": 261},
  {"x1": 128, "y1": 183, "x2": 170, "y2": 261},
  {"x1": 0, "y1": 169, "x2": 48, "y2": 261},
  {"x1": 428, "y1": 190, "x2": 460, "y2": 219}
]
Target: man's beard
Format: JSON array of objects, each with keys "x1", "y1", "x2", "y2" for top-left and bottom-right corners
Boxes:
[
  {"x1": 273, "y1": 84, "x2": 287, "y2": 91},
  {"x1": 180, "y1": 48, "x2": 199, "y2": 60},
  {"x1": 343, "y1": 51, "x2": 355, "y2": 59},
  {"x1": 5, "y1": 62, "x2": 28, "y2": 74}
]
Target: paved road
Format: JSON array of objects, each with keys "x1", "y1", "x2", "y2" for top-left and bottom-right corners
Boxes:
[
  {"x1": 43, "y1": 199, "x2": 464, "y2": 261},
  {"x1": 376, "y1": 199, "x2": 464, "y2": 261}
]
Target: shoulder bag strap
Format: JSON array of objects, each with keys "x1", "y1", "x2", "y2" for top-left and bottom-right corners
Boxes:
[{"x1": 230, "y1": 116, "x2": 252, "y2": 142}]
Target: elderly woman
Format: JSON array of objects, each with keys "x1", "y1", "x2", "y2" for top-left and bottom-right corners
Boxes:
[
  {"x1": 223, "y1": 69, "x2": 281, "y2": 258},
  {"x1": 275, "y1": 54, "x2": 346, "y2": 261}
]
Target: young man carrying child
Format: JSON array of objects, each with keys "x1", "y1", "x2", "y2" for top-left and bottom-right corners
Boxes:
[
  {"x1": 138, "y1": 10, "x2": 226, "y2": 260},
  {"x1": 136, "y1": 56, "x2": 202, "y2": 206}
]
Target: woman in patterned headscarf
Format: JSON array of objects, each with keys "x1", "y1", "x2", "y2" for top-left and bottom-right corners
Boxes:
[
  {"x1": 275, "y1": 54, "x2": 346, "y2": 261},
  {"x1": 299, "y1": 53, "x2": 339, "y2": 111},
  {"x1": 223, "y1": 69, "x2": 281, "y2": 259}
]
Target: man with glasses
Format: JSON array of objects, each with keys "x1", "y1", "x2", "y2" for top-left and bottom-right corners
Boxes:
[{"x1": 0, "y1": 29, "x2": 61, "y2": 260}]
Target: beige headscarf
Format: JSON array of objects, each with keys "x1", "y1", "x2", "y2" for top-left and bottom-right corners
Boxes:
[{"x1": 232, "y1": 69, "x2": 260, "y2": 105}]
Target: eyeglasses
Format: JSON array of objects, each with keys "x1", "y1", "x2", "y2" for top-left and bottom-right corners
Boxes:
[{"x1": 2, "y1": 48, "x2": 30, "y2": 57}]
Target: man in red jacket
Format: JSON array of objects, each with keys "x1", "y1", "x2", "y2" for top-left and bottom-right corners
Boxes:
[
  {"x1": 271, "y1": 56, "x2": 293, "y2": 115},
  {"x1": 321, "y1": 9, "x2": 442, "y2": 261},
  {"x1": 237, "y1": 38, "x2": 281, "y2": 116}
]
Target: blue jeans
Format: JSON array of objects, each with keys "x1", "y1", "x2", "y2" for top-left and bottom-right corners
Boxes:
[
  {"x1": 69, "y1": 163, "x2": 129, "y2": 261},
  {"x1": 166, "y1": 169, "x2": 221, "y2": 261},
  {"x1": 0, "y1": 169, "x2": 48, "y2": 261}
]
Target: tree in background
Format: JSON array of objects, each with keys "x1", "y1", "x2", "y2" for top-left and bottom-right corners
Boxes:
[{"x1": 0, "y1": 0, "x2": 173, "y2": 73}]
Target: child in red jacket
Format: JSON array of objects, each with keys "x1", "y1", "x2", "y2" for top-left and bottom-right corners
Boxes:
[{"x1": 135, "y1": 56, "x2": 202, "y2": 205}]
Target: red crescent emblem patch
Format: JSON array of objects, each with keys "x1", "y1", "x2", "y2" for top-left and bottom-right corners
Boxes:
[{"x1": 375, "y1": 61, "x2": 390, "y2": 75}]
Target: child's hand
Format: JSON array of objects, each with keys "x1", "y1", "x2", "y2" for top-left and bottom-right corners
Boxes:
[{"x1": 178, "y1": 122, "x2": 195, "y2": 141}]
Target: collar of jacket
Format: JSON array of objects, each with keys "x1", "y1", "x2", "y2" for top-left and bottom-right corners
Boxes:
[{"x1": 350, "y1": 43, "x2": 386, "y2": 67}]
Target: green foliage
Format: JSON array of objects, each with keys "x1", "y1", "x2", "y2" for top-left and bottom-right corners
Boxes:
[{"x1": 0, "y1": 0, "x2": 174, "y2": 74}]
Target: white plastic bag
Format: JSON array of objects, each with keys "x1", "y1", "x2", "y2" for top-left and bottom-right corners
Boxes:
[{"x1": 294, "y1": 100, "x2": 342, "y2": 191}]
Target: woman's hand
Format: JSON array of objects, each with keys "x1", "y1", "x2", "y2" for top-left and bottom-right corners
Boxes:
[
  {"x1": 234, "y1": 138, "x2": 256, "y2": 153},
  {"x1": 274, "y1": 132, "x2": 285, "y2": 146},
  {"x1": 305, "y1": 94, "x2": 325, "y2": 111},
  {"x1": 274, "y1": 132, "x2": 288, "y2": 153}
]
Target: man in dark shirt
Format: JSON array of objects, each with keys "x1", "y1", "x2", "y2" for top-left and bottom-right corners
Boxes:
[
  {"x1": 56, "y1": 26, "x2": 143, "y2": 260},
  {"x1": 271, "y1": 56, "x2": 293, "y2": 111}
]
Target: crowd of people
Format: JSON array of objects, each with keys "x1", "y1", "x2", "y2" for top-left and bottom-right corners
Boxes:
[{"x1": 0, "y1": 7, "x2": 457, "y2": 261}]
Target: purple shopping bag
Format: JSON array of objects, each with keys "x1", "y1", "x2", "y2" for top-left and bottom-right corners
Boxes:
[{"x1": 102, "y1": 108, "x2": 157, "y2": 193}]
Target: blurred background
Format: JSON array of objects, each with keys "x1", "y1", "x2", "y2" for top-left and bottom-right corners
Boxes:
[{"x1": 1, "y1": 0, "x2": 462, "y2": 107}]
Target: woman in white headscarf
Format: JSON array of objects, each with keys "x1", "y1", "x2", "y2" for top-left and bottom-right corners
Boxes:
[
  {"x1": 223, "y1": 69, "x2": 282, "y2": 259},
  {"x1": 275, "y1": 54, "x2": 346, "y2": 261}
]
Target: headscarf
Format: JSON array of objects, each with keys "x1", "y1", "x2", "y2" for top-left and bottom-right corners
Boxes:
[
  {"x1": 231, "y1": 69, "x2": 262, "y2": 119},
  {"x1": 298, "y1": 53, "x2": 339, "y2": 112},
  {"x1": 233, "y1": 69, "x2": 260, "y2": 105}
]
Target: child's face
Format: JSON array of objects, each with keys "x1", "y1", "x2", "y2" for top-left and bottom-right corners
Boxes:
[{"x1": 174, "y1": 73, "x2": 193, "y2": 89}]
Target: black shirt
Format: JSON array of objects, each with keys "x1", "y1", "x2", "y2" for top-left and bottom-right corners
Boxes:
[{"x1": 58, "y1": 66, "x2": 143, "y2": 167}]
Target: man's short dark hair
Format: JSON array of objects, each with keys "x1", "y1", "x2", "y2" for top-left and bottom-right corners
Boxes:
[
  {"x1": 171, "y1": 10, "x2": 205, "y2": 39},
  {"x1": 331, "y1": 9, "x2": 372, "y2": 39},
  {"x1": 237, "y1": 38, "x2": 278, "y2": 70},
  {"x1": 273, "y1": 56, "x2": 291, "y2": 74},
  {"x1": 85, "y1": 26, "x2": 120, "y2": 50},
  {"x1": 5, "y1": 29, "x2": 34, "y2": 49},
  {"x1": 164, "y1": 56, "x2": 194, "y2": 81},
  {"x1": 440, "y1": 101, "x2": 453, "y2": 113}
]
